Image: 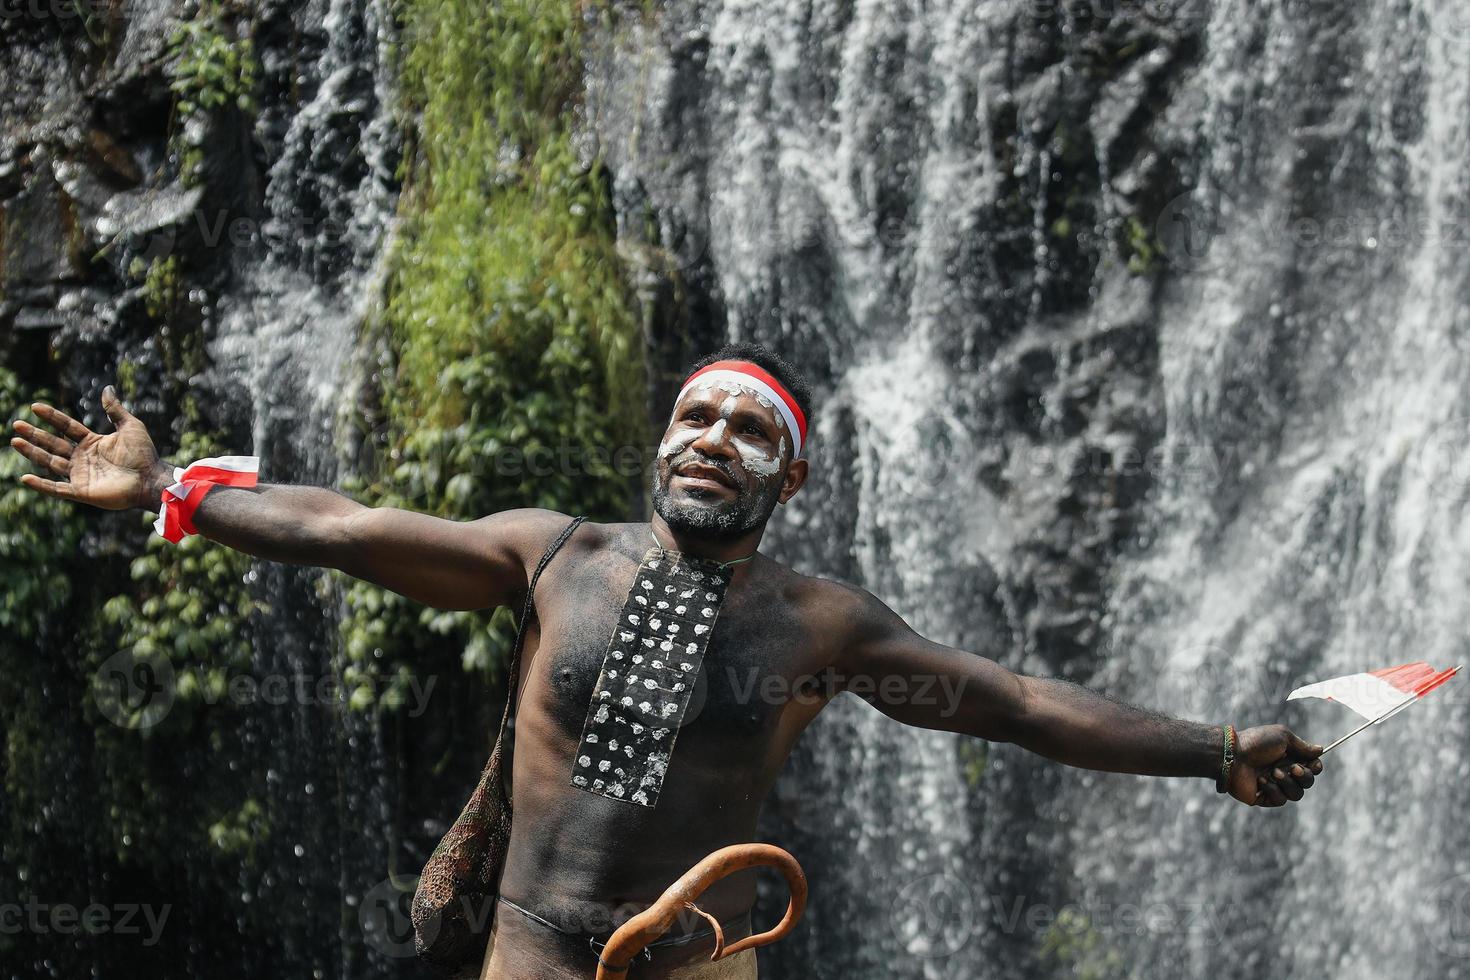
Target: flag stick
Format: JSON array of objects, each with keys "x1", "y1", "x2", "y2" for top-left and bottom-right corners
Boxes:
[
  {"x1": 1321, "y1": 698, "x2": 1415, "y2": 754},
  {"x1": 1319, "y1": 665, "x2": 1462, "y2": 755}
]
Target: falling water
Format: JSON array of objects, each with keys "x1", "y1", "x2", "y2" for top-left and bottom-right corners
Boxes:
[
  {"x1": 1088, "y1": 2, "x2": 1470, "y2": 978},
  {"x1": 8, "y1": 0, "x2": 1470, "y2": 975},
  {"x1": 586, "y1": 1, "x2": 1470, "y2": 978},
  {"x1": 198, "y1": 0, "x2": 402, "y2": 975},
  {"x1": 210, "y1": 0, "x2": 399, "y2": 459}
]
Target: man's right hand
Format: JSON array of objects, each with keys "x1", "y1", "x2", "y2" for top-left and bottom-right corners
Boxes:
[
  {"x1": 9, "y1": 385, "x2": 170, "y2": 511},
  {"x1": 1227, "y1": 724, "x2": 1325, "y2": 807}
]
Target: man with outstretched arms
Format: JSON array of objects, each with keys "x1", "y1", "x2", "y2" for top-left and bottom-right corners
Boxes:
[{"x1": 8, "y1": 342, "x2": 1324, "y2": 979}]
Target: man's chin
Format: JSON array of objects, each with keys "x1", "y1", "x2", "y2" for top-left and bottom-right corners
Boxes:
[
  {"x1": 654, "y1": 496, "x2": 740, "y2": 537},
  {"x1": 652, "y1": 476, "x2": 777, "y2": 539},
  {"x1": 660, "y1": 508, "x2": 739, "y2": 536}
]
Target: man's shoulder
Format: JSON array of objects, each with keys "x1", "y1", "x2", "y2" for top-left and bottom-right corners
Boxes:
[
  {"x1": 489, "y1": 509, "x2": 614, "y2": 568},
  {"x1": 780, "y1": 572, "x2": 910, "y2": 675},
  {"x1": 786, "y1": 570, "x2": 882, "y2": 631},
  {"x1": 789, "y1": 569, "x2": 861, "y2": 600}
]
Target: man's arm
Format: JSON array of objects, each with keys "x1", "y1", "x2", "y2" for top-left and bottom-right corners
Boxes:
[
  {"x1": 187, "y1": 486, "x2": 569, "y2": 612},
  {"x1": 827, "y1": 582, "x2": 1323, "y2": 807},
  {"x1": 10, "y1": 385, "x2": 568, "y2": 612}
]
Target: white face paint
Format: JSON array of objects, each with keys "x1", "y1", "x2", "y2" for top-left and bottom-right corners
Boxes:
[
  {"x1": 733, "y1": 433, "x2": 784, "y2": 478},
  {"x1": 657, "y1": 428, "x2": 700, "y2": 461},
  {"x1": 707, "y1": 379, "x2": 784, "y2": 430},
  {"x1": 720, "y1": 388, "x2": 784, "y2": 480},
  {"x1": 664, "y1": 380, "x2": 788, "y2": 481}
]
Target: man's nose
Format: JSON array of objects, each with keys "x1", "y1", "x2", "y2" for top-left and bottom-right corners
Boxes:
[{"x1": 688, "y1": 418, "x2": 737, "y2": 460}]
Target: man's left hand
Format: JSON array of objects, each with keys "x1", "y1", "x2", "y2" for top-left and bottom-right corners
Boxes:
[{"x1": 1226, "y1": 724, "x2": 1325, "y2": 807}]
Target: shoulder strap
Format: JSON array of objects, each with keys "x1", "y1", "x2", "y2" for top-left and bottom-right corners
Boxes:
[
  {"x1": 513, "y1": 514, "x2": 586, "y2": 648},
  {"x1": 497, "y1": 514, "x2": 586, "y2": 757}
]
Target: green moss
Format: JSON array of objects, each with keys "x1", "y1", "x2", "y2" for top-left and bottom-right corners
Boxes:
[
  {"x1": 89, "y1": 426, "x2": 266, "y2": 862},
  {"x1": 207, "y1": 797, "x2": 268, "y2": 859},
  {"x1": 141, "y1": 255, "x2": 181, "y2": 320},
  {"x1": 333, "y1": 0, "x2": 648, "y2": 709},
  {"x1": 1, "y1": 364, "x2": 269, "y2": 875},
  {"x1": 1040, "y1": 907, "x2": 1130, "y2": 980},
  {"x1": 0, "y1": 378, "x2": 92, "y2": 850},
  {"x1": 1123, "y1": 215, "x2": 1158, "y2": 276},
  {"x1": 99, "y1": 427, "x2": 266, "y2": 718},
  {"x1": 2, "y1": 7, "x2": 654, "y2": 972},
  {"x1": 959, "y1": 739, "x2": 989, "y2": 789},
  {"x1": 0, "y1": 373, "x2": 89, "y2": 639},
  {"x1": 54, "y1": 0, "x2": 110, "y2": 48},
  {"x1": 166, "y1": 2, "x2": 260, "y2": 185},
  {"x1": 30, "y1": 426, "x2": 269, "y2": 952},
  {"x1": 116, "y1": 358, "x2": 140, "y2": 401}
]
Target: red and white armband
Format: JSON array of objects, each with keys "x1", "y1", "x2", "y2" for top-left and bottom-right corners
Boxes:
[{"x1": 153, "y1": 455, "x2": 260, "y2": 543}]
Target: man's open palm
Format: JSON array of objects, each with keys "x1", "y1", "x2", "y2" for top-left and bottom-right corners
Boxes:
[{"x1": 9, "y1": 385, "x2": 163, "y2": 511}]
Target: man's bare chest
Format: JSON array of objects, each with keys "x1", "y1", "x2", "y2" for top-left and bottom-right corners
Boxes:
[{"x1": 524, "y1": 551, "x2": 824, "y2": 760}]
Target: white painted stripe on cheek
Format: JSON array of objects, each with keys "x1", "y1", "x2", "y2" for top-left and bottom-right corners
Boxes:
[
  {"x1": 733, "y1": 436, "x2": 781, "y2": 477},
  {"x1": 658, "y1": 429, "x2": 700, "y2": 459}
]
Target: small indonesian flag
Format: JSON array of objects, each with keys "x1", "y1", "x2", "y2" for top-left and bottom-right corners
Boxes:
[
  {"x1": 1287, "y1": 662, "x2": 1461, "y2": 720},
  {"x1": 153, "y1": 455, "x2": 259, "y2": 543}
]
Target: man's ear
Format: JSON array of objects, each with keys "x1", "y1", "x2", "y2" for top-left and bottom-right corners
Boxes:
[{"x1": 777, "y1": 457, "x2": 809, "y2": 504}]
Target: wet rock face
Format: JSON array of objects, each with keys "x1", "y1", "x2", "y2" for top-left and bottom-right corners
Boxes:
[
  {"x1": 4, "y1": 152, "x2": 83, "y2": 294},
  {"x1": 2, "y1": 2, "x2": 402, "y2": 978},
  {"x1": 583, "y1": 5, "x2": 1379, "y2": 980},
  {"x1": 590, "y1": 3, "x2": 1470, "y2": 979},
  {"x1": 0, "y1": 0, "x2": 392, "y2": 420},
  {"x1": 0, "y1": 1, "x2": 181, "y2": 341},
  {"x1": 585, "y1": 2, "x2": 1207, "y2": 678},
  {"x1": 12, "y1": 2, "x2": 1466, "y2": 979}
]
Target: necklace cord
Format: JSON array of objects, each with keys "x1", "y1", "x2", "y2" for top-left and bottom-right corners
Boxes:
[{"x1": 649, "y1": 526, "x2": 757, "y2": 569}]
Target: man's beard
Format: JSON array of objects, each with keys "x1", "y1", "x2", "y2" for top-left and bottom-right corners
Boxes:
[{"x1": 650, "y1": 457, "x2": 782, "y2": 539}]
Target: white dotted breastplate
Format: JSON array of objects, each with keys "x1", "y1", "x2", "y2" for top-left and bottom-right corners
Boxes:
[{"x1": 570, "y1": 546, "x2": 732, "y2": 807}]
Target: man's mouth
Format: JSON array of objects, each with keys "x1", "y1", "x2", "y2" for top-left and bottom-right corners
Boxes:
[{"x1": 673, "y1": 461, "x2": 736, "y2": 491}]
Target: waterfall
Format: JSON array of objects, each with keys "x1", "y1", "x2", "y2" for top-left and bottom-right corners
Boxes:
[
  {"x1": 210, "y1": 0, "x2": 399, "y2": 459},
  {"x1": 198, "y1": 0, "x2": 403, "y2": 975},
  {"x1": 7, "y1": 0, "x2": 1469, "y2": 975},
  {"x1": 1088, "y1": 3, "x2": 1470, "y2": 978},
  {"x1": 586, "y1": 2, "x2": 1470, "y2": 978}
]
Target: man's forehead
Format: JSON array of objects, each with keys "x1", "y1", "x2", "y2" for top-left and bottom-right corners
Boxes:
[{"x1": 672, "y1": 382, "x2": 779, "y2": 417}]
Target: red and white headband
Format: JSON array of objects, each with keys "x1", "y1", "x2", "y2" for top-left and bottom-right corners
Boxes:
[{"x1": 671, "y1": 359, "x2": 808, "y2": 459}]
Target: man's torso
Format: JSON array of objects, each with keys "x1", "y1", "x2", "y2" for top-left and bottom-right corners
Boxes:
[{"x1": 493, "y1": 520, "x2": 845, "y2": 972}]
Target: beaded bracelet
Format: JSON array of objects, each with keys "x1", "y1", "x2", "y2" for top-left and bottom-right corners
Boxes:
[{"x1": 1214, "y1": 723, "x2": 1236, "y2": 794}]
